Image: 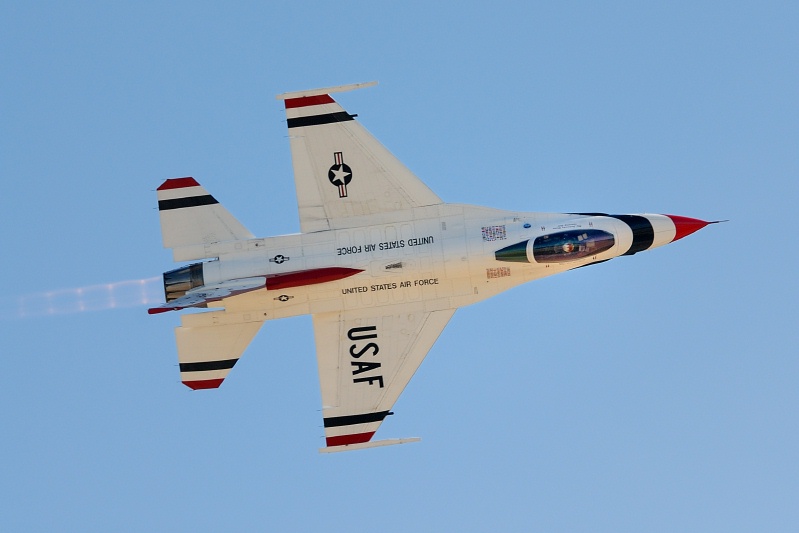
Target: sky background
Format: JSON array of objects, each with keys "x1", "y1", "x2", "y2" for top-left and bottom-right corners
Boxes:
[{"x1": 1, "y1": 2, "x2": 797, "y2": 531}]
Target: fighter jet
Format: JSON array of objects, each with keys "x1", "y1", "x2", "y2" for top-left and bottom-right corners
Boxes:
[{"x1": 150, "y1": 82, "x2": 715, "y2": 452}]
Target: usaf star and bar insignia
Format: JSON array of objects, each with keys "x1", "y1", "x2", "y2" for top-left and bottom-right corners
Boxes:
[{"x1": 328, "y1": 152, "x2": 352, "y2": 198}]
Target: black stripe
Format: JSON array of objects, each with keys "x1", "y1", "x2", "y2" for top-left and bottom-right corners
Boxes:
[
  {"x1": 611, "y1": 215, "x2": 654, "y2": 255},
  {"x1": 323, "y1": 411, "x2": 391, "y2": 428},
  {"x1": 158, "y1": 195, "x2": 219, "y2": 211},
  {"x1": 287, "y1": 112, "x2": 354, "y2": 129},
  {"x1": 572, "y1": 213, "x2": 654, "y2": 255},
  {"x1": 179, "y1": 358, "x2": 238, "y2": 373}
]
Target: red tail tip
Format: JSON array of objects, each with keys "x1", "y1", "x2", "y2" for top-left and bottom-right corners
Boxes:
[
  {"x1": 325, "y1": 432, "x2": 376, "y2": 447},
  {"x1": 183, "y1": 379, "x2": 224, "y2": 390},
  {"x1": 665, "y1": 215, "x2": 711, "y2": 242}
]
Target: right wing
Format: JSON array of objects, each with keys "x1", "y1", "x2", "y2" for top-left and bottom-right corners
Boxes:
[
  {"x1": 277, "y1": 82, "x2": 442, "y2": 233},
  {"x1": 313, "y1": 305, "x2": 455, "y2": 452}
]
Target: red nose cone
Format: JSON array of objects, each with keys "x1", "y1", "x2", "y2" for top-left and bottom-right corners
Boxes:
[{"x1": 665, "y1": 215, "x2": 711, "y2": 242}]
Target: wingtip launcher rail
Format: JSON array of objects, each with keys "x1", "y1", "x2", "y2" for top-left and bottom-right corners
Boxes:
[{"x1": 319, "y1": 437, "x2": 421, "y2": 454}]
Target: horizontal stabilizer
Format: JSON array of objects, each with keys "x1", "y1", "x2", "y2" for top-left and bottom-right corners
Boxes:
[
  {"x1": 319, "y1": 437, "x2": 421, "y2": 454},
  {"x1": 176, "y1": 318, "x2": 263, "y2": 390},
  {"x1": 157, "y1": 177, "x2": 254, "y2": 259}
]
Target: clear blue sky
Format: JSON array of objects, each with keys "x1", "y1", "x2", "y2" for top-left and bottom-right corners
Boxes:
[{"x1": 2, "y1": 2, "x2": 797, "y2": 531}]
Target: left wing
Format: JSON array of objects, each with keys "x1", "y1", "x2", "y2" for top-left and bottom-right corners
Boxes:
[
  {"x1": 277, "y1": 82, "x2": 442, "y2": 233},
  {"x1": 313, "y1": 305, "x2": 455, "y2": 453}
]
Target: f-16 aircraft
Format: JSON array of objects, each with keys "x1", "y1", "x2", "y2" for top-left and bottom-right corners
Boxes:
[{"x1": 151, "y1": 81, "x2": 715, "y2": 452}]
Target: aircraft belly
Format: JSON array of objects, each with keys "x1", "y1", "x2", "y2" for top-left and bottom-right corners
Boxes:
[
  {"x1": 217, "y1": 263, "x2": 467, "y2": 318},
  {"x1": 152, "y1": 84, "x2": 717, "y2": 452},
  {"x1": 207, "y1": 211, "x2": 643, "y2": 319}
]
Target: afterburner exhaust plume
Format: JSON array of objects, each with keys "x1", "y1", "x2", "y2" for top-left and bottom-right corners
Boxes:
[{"x1": 5, "y1": 277, "x2": 162, "y2": 319}]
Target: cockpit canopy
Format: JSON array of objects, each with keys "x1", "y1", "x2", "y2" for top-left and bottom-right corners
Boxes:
[
  {"x1": 533, "y1": 229, "x2": 615, "y2": 263},
  {"x1": 495, "y1": 229, "x2": 615, "y2": 264}
]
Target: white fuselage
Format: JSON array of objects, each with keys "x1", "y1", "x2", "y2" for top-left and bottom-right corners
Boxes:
[
  {"x1": 191, "y1": 205, "x2": 677, "y2": 322},
  {"x1": 151, "y1": 84, "x2": 715, "y2": 450}
]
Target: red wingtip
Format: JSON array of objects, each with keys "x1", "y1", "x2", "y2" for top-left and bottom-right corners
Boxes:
[
  {"x1": 284, "y1": 94, "x2": 335, "y2": 109},
  {"x1": 665, "y1": 215, "x2": 711, "y2": 242}
]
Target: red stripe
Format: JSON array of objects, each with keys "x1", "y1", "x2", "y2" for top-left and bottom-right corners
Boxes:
[
  {"x1": 326, "y1": 432, "x2": 375, "y2": 447},
  {"x1": 183, "y1": 379, "x2": 224, "y2": 390},
  {"x1": 284, "y1": 94, "x2": 335, "y2": 109},
  {"x1": 148, "y1": 307, "x2": 176, "y2": 315},
  {"x1": 266, "y1": 267, "x2": 362, "y2": 291},
  {"x1": 157, "y1": 177, "x2": 200, "y2": 191}
]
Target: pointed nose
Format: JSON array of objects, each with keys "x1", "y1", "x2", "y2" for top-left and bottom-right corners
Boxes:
[{"x1": 665, "y1": 215, "x2": 711, "y2": 242}]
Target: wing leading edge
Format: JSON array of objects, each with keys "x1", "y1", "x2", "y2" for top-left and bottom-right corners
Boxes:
[
  {"x1": 277, "y1": 82, "x2": 442, "y2": 233},
  {"x1": 313, "y1": 305, "x2": 455, "y2": 452}
]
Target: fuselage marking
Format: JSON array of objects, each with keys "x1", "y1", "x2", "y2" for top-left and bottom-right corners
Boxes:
[
  {"x1": 347, "y1": 325, "x2": 384, "y2": 388},
  {"x1": 337, "y1": 235, "x2": 434, "y2": 256}
]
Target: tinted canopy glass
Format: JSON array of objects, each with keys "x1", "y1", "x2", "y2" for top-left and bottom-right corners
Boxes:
[{"x1": 533, "y1": 230, "x2": 614, "y2": 263}]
